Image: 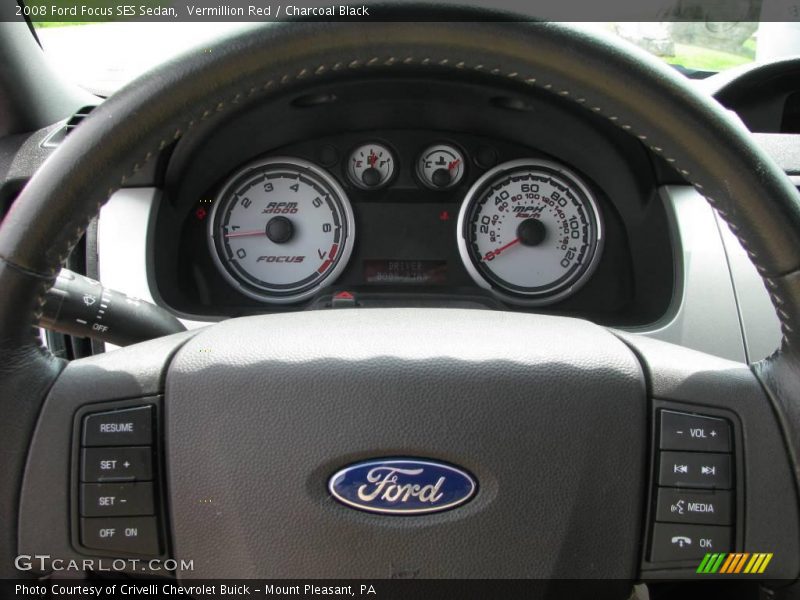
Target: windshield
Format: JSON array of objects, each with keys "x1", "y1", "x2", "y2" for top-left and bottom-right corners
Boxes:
[{"x1": 33, "y1": 21, "x2": 798, "y2": 96}]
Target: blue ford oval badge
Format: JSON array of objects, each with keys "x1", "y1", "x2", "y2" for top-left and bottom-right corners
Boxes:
[{"x1": 328, "y1": 458, "x2": 477, "y2": 515}]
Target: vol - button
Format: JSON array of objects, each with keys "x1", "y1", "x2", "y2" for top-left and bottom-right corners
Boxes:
[{"x1": 660, "y1": 410, "x2": 731, "y2": 453}]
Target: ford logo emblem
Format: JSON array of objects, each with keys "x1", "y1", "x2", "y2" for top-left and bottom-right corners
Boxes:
[{"x1": 328, "y1": 458, "x2": 477, "y2": 515}]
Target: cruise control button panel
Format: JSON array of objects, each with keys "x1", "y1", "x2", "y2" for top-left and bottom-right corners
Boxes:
[
  {"x1": 660, "y1": 410, "x2": 731, "y2": 453},
  {"x1": 75, "y1": 403, "x2": 164, "y2": 557}
]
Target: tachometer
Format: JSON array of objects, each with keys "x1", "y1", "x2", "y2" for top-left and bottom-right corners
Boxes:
[
  {"x1": 457, "y1": 159, "x2": 603, "y2": 305},
  {"x1": 208, "y1": 157, "x2": 355, "y2": 304}
]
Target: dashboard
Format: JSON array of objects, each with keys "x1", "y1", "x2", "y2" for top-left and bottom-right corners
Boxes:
[
  {"x1": 709, "y1": 58, "x2": 800, "y2": 134},
  {"x1": 149, "y1": 77, "x2": 673, "y2": 324},
  {"x1": 4, "y1": 61, "x2": 797, "y2": 363}
]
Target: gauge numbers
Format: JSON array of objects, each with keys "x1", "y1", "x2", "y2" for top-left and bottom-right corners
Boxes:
[
  {"x1": 209, "y1": 157, "x2": 355, "y2": 304},
  {"x1": 457, "y1": 159, "x2": 603, "y2": 305}
]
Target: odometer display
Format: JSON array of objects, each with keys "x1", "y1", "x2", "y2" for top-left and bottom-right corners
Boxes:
[
  {"x1": 208, "y1": 157, "x2": 355, "y2": 304},
  {"x1": 457, "y1": 159, "x2": 603, "y2": 305}
]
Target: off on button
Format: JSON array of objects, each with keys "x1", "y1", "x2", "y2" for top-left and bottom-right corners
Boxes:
[{"x1": 81, "y1": 516, "x2": 160, "y2": 555}]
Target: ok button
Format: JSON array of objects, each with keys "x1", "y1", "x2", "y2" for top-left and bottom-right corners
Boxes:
[{"x1": 651, "y1": 523, "x2": 732, "y2": 561}]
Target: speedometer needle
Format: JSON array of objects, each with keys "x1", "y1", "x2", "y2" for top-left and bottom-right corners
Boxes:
[
  {"x1": 482, "y1": 238, "x2": 520, "y2": 262},
  {"x1": 225, "y1": 230, "x2": 264, "y2": 238}
]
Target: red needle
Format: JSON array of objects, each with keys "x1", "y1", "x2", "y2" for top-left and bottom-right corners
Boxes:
[
  {"x1": 482, "y1": 238, "x2": 520, "y2": 262},
  {"x1": 448, "y1": 158, "x2": 461, "y2": 171},
  {"x1": 225, "y1": 230, "x2": 264, "y2": 238},
  {"x1": 368, "y1": 152, "x2": 378, "y2": 167}
]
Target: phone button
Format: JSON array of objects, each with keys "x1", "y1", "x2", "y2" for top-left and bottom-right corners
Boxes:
[{"x1": 650, "y1": 523, "x2": 732, "y2": 562}]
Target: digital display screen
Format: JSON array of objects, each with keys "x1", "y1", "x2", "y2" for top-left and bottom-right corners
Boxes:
[{"x1": 363, "y1": 260, "x2": 448, "y2": 285}]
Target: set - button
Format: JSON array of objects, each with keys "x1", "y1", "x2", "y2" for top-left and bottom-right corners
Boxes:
[
  {"x1": 78, "y1": 406, "x2": 160, "y2": 555},
  {"x1": 81, "y1": 482, "x2": 155, "y2": 517},
  {"x1": 650, "y1": 410, "x2": 735, "y2": 562}
]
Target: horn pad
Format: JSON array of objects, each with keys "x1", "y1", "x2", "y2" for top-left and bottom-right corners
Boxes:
[{"x1": 166, "y1": 309, "x2": 645, "y2": 579}]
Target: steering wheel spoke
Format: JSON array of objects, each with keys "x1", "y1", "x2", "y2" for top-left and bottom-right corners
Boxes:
[{"x1": 617, "y1": 332, "x2": 800, "y2": 580}]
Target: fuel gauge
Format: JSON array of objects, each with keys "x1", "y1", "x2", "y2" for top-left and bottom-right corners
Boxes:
[
  {"x1": 417, "y1": 144, "x2": 465, "y2": 190},
  {"x1": 347, "y1": 142, "x2": 395, "y2": 190}
]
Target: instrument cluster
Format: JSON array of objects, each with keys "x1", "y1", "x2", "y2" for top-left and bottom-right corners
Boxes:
[
  {"x1": 206, "y1": 136, "x2": 604, "y2": 307},
  {"x1": 152, "y1": 75, "x2": 675, "y2": 325}
]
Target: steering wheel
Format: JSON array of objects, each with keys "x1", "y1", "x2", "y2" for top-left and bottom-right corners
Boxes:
[{"x1": 2, "y1": 16, "x2": 800, "y2": 589}]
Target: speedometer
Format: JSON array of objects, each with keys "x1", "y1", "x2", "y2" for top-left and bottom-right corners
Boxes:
[
  {"x1": 457, "y1": 159, "x2": 603, "y2": 305},
  {"x1": 208, "y1": 157, "x2": 355, "y2": 304}
]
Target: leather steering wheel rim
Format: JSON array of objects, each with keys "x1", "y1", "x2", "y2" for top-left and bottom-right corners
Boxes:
[{"x1": 1, "y1": 16, "x2": 800, "y2": 578}]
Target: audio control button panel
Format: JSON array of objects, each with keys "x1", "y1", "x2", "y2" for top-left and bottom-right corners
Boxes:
[{"x1": 646, "y1": 407, "x2": 740, "y2": 569}]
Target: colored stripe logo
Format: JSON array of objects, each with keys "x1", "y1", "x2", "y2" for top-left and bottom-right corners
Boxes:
[{"x1": 697, "y1": 553, "x2": 773, "y2": 574}]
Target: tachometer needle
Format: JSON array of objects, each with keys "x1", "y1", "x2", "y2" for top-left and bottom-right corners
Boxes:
[
  {"x1": 224, "y1": 230, "x2": 265, "y2": 238},
  {"x1": 482, "y1": 237, "x2": 520, "y2": 262}
]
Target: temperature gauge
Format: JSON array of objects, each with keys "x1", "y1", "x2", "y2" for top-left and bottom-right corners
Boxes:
[
  {"x1": 417, "y1": 144, "x2": 465, "y2": 190},
  {"x1": 347, "y1": 142, "x2": 395, "y2": 189}
]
